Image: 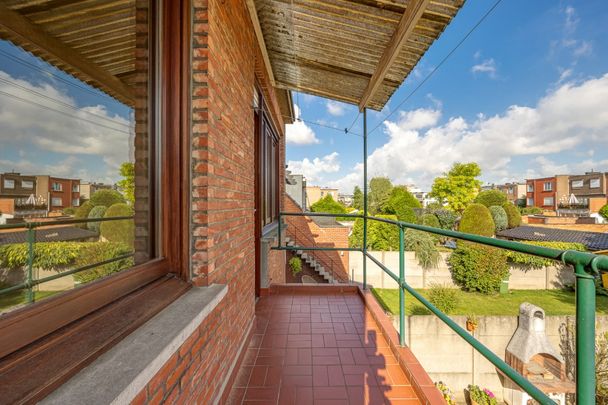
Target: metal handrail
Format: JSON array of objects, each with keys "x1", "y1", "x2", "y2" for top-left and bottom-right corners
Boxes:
[
  {"x1": 0, "y1": 215, "x2": 135, "y2": 302},
  {"x1": 274, "y1": 211, "x2": 605, "y2": 404}
]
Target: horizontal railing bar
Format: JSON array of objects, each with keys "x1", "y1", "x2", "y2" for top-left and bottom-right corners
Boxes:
[
  {"x1": 280, "y1": 211, "x2": 363, "y2": 219},
  {"x1": 401, "y1": 281, "x2": 554, "y2": 405},
  {"x1": 364, "y1": 252, "x2": 399, "y2": 283},
  {"x1": 0, "y1": 253, "x2": 134, "y2": 297},
  {"x1": 0, "y1": 216, "x2": 134, "y2": 230},
  {"x1": 274, "y1": 246, "x2": 362, "y2": 252},
  {"x1": 280, "y1": 211, "x2": 608, "y2": 271}
]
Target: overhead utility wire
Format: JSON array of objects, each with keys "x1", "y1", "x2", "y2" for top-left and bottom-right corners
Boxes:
[
  {"x1": 0, "y1": 77, "x2": 133, "y2": 129},
  {"x1": 0, "y1": 90, "x2": 132, "y2": 135},
  {"x1": 281, "y1": 113, "x2": 363, "y2": 137},
  {"x1": 0, "y1": 48, "x2": 116, "y2": 102},
  {"x1": 368, "y1": 0, "x2": 504, "y2": 135}
]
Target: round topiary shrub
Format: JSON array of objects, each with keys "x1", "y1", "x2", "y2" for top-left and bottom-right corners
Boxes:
[
  {"x1": 87, "y1": 205, "x2": 107, "y2": 232},
  {"x1": 502, "y1": 203, "x2": 522, "y2": 228},
  {"x1": 421, "y1": 213, "x2": 441, "y2": 229},
  {"x1": 489, "y1": 206, "x2": 508, "y2": 232},
  {"x1": 600, "y1": 204, "x2": 608, "y2": 220},
  {"x1": 474, "y1": 190, "x2": 508, "y2": 208},
  {"x1": 458, "y1": 203, "x2": 495, "y2": 237},
  {"x1": 100, "y1": 203, "x2": 134, "y2": 248},
  {"x1": 90, "y1": 189, "x2": 126, "y2": 207},
  {"x1": 74, "y1": 201, "x2": 94, "y2": 229},
  {"x1": 449, "y1": 244, "x2": 509, "y2": 294}
]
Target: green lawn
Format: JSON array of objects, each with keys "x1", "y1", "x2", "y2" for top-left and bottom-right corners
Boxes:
[
  {"x1": 0, "y1": 290, "x2": 59, "y2": 313},
  {"x1": 372, "y1": 288, "x2": 608, "y2": 316}
]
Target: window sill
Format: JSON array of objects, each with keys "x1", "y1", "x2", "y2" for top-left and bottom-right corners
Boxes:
[{"x1": 41, "y1": 284, "x2": 227, "y2": 404}]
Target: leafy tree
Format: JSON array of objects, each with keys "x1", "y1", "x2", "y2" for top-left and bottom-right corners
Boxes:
[
  {"x1": 502, "y1": 203, "x2": 522, "y2": 228},
  {"x1": 432, "y1": 209, "x2": 459, "y2": 230},
  {"x1": 405, "y1": 229, "x2": 440, "y2": 269},
  {"x1": 369, "y1": 177, "x2": 393, "y2": 214},
  {"x1": 74, "y1": 201, "x2": 94, "y2": 229},
  {"x1": 421, "y1": 213, "x2": 440, "y2": 229},
  {"x1": 100, "y1": 203, "x2": 134, "y2": 248},
  {"x1": 310, "y1": 194, "x2": 347, "y2": 216},
  {"x1": 87, "y1": 205, "x2": 108, "y2": 232},
  {"x1": 349, "y1": 215, "x2": 399, "y2": 250},
  {"x1": 600, "y1": 204, "x2": 608, "y2": 220},
  {"x1": 352, "y1": 186, "x2": 363, "y2": 210},
  {"x1": 430, "y1": 162, "x2": 482, "y2": 212},
  {"x1": 474, "y1": 190, "x2": 507, "y2": 207},
  {"x1": 90, "y1": 189, "x2": 125, "y2": 208},
  {"x1": 117, "y1": 162, "x2": 135, "y2": 205},
  {"x1": 383, "y1": 186, "x2": 420, "y2": 223},
  {"x1": 459, "y1": 203, "x2": 495, "y2": 237},
  {"x1": 489, "y1": 206, "x2": 508, "y2": 232}
]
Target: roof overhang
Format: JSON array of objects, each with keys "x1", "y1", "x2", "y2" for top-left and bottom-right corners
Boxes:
[{"x1": 249, "y1": 0, "x2": 465, "y2": 111}]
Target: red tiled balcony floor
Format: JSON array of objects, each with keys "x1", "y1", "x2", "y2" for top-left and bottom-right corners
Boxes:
[{"x1": 226, "y1": 293, "x2": 422, "y2": 405}]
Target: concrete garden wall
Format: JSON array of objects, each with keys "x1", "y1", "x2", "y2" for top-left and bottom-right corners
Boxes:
[
  {"x1": 0, "y1": 266, "x2": 74, "y2": 291},
  {"x1": 393, "y1": 314, "x2": 608, "y2": 402},
  {"x1": 349, "y1": 251, "x2": 575, "y2": 290}
]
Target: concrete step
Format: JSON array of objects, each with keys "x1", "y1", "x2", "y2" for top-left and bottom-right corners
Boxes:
[
  {"x1": 301, "y1": 253, "x2": 308, "y2": 260},
  {"x1": 296, "y1": 250, "x2": 303, "y2": 255}
]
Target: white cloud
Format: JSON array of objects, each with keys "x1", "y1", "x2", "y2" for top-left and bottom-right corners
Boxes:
[
  {"x1": 287, "y1": 152, "x2": 340, "y2": 183},
  {"x1": 331, "y1": 73, "x2": 608, "y2": 191},
  {"x1": 326, "y1": 100, "x2": 346, "y2": 117},
  {"x1": 0, "y1": 70, "x2": 133, "y2": 176},
  {"x1": 552, "y1": 6, "x2": 593, "y2": 60},
  {"x1": 471, "y1": 58, "x2": 498, "y2": 79},
  {"x1": 563, "y1": 6, "x2": 579, "y2": 34},
  {"x1": 286, "y1": 104, "x2": 320, "y2": 145}
]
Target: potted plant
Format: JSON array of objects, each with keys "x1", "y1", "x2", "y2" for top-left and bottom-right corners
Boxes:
[
  {"x1": 466, "y1": 314, "x2": 478, "y2": 332},
  {"x1": 467, "y1": 385, "x2": 497, "y2": 405},
  {"x1": 289, "y1": 257, "x2": 302, "y2": 277},
  {"x1": 435, "y1": 381, "x2": 456, "y2": 405}
]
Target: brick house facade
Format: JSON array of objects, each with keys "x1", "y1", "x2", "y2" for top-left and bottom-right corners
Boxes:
[{"x1": 525, "y1": 175, "x2": 569, "y2": 210}]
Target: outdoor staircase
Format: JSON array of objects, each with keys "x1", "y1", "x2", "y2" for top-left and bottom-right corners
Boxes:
[{"x1": 284, "y1": 236, "x2": 337, "y2": 283}]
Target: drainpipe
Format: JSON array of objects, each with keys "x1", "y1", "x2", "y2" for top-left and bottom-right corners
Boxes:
[{"x1": 362, "y1": 108, "x2": 368, "y2": 290}]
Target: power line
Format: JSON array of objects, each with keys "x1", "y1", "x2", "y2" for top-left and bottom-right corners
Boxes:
[
  {"x1": 0, "y1": 89, "x2": 132, "y2": 135},
  {"x1": 0, "y1": 77, "x2": 133, "y2": 129},
  {"x1": 0, "y1": 48, "x2": 117, "y2": 102},
  {"x1": 368, "y1": 0, "x2": 504, "y2": 135},
  {"x1": 282, "y1": 113, "x2": 363, "y2": 137},
  {"x1": 346, "y1": 112, "x2": 361, "y2": 135}
]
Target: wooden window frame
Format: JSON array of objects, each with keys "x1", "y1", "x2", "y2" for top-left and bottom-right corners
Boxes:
[{"x1": 0, "y1": 0, "x2": 191, "y2": 364}]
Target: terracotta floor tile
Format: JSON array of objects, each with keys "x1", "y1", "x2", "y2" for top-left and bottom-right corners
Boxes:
[
  {"x1": 313, "y1": 386, "x2": 348, "y2": 400},
  {"x1": 313, "y1": 365, "x2": 329, "y2": 386},
  {"x1": 295, "y1": 387, "x2": 314, "y2": 405},
  {"x1": 244, "y1": 387, "x2": 279, "y2": 402}
]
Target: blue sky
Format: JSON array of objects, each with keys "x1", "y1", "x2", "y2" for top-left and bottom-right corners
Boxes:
[{"x1": 286, "y1": 0, "x2": 608, "y2": 192}]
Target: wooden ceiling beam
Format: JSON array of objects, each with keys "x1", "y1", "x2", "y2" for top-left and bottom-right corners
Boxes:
[
  {"x1": 0, "y1": 3, "x2": 134, "y2": 106},
  {"x1": 358, "y1": 0, "x2": 430, "y2": 111},
  {"x1": 245, "y1": 0, "x2": 276, "y2": 87}
]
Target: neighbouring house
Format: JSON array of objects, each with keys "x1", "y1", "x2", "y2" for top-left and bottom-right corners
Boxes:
[
  {"x1": 35, "y1": 176, "x2": 81, "y2": 212},
  {"x1": 496, "y1": 182, "x2": 527, "y2": 206},
  {"x1": 79, "y1": 182, "x2": 114, "y2": 201},
  {"x1": 0, "y1": 1, "x2": 487, "y2": 404},
  {"x1": 305, "y1": 185, "x2": 339, "y2": 206},
  {"x1": 526, "y1": 175, "x2": 569, "y2": 210},
  {"x1": 338, "y1": 193, "x2": 353, "y2": 206},
  {"x1": 285, "y1": 170, "x2": 306, "y2": 210},
  {"x1": 567, "y1": 171, "x2": 608, "y2": 213},
  {"x1": 498, "y1": 225, "x2": 608, "y2": 251},
  {"x1": 0, "y1": 172, "x2": 37, "y2": 203}
]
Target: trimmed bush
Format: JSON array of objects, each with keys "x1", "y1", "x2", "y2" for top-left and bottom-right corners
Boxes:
[
  {"x1": 474, "y1": 190, "x2": 508, "y2": 208},
  {"x1": 405, "y1": 229, "x2": 440, "y2": 269},
  {"x1": 600, "y1": 204, "x2": 608, "y2": 220},
  {"x1": 502, "y1": 203, "x2": 522, "y2": 228},
  {"x1": 433, "y1": 209, "x2": 459, "y2": 230},
  {"x1": 489, "y1": 206, "x2": 508, "y2": 232},
  {"x1": 289, "y1": 257, "x2": 302, "y2": 276},
  {"x1": 520, "y1": 206, "x2": 542, "y2": 215},
  {"x1": 100, "y1": 203, "x2": 134, "y2": 248},
  {"x1": 73, "y1": 242, "x2": 134, "y2": 284},
  {"x1": 428, "y1": 283, "x2": 459, "y2": 314},
  {"x1": 449, "y1": 244, "x2": 509, "y2": 294},
  {"x1": 421, "y1": 213, "x2": 440, "y2": 229},
  {"x1": 90, "y1": 189, "x2": 125, "y2": 208},
  {"x1": 0, "y1": 242, "x2": 82, "y2": 270},
  {"x1": 74, "y1": 201, "x2": 94, "y2": 229},
  {"x1": 349, "y1": 215, "x2": 399, "y2": 250},
  {"x1": 506, "y1": 241, "x2": 586, "y2": 268},
  {"x1": 62, "y1": 207, "x2": 76, "y2": 216},
  {"x1": 87, "y1": 205, "x2": 107, "y2": 232},
  {"x1": 459, "y1": 203, "x2": 495, "y2": 237}
]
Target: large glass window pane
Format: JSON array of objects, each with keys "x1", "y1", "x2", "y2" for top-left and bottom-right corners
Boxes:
[{"x1": 0, "y1": 1, "x2": 156, "y2": 314}]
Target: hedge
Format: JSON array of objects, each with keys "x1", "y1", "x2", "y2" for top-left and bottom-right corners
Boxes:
[
  {"x1": 459, "y1": 203, "x2": 495, "y2": 237},
  {"x1": 506, "y1": 240, "x2": 587, "y2": 268},
  {"x1": 474, "y1": 190, "x2": 508, "y2": 208},
  {"x1": 489, "y1": 206, "x2": 508, "y2": 232},
  {"x1": 349, "y1": 215, "x2": 399, "y2": 250},
  {"x1": 74, "y1": 201, "x2": 94, "y2": 229},
  {"x1": 90, "y1": 189, "x2": 125, "y2": 207},
  {"x1": 100, "y1": 203, "x2": 135, "y2": 248},
  {"x1": 449, "y1": 244, "x2": 509, "y2": 294},
  {"x1": 87, "y1": 205, "x2": 107, "y2": 232},
  {"x1": 73, "y1": 242, "x2": 134, "y2": 283},
  {"x1": 600, "y1": 204, "x2": 608, "y2": 220},
  {"x1": 502, "y1": 203, "x2": 522, "y2": 228}
]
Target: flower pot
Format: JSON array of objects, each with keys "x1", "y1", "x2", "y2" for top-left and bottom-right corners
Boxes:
[{"x1": 466, "y1": 321, "x2": 477, "y2": 332}]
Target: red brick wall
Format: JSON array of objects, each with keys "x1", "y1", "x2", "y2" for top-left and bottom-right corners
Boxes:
[
  {"x1": 48, "y1": 178, "x2": 80, "y2": 211},
  {"x1": 0, "y1": 199, "x2": 14, "y2": 215},
  {"x1": 527, "y1": 177, "x2": 556, "y2": 210},
  {"x1": 132, "y1": 0, "x2": 286, "y2": 403},
  {"x1": 267, "y1": 247, "x2": 286, "y2": 285},
  {"x1": 283, "y1": 195, "x2": 350, "y2": 281}
]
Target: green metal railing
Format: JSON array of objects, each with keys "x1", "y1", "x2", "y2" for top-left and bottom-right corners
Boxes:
[
  {"x1": 274, "y1": 210, "x2": 607, "y2": 405},
  {"x1": 0, "y1": 216, "x2": 134, "y2": 303}
]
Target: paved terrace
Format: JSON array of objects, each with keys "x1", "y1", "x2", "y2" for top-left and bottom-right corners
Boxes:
[{"x1": 226, "y1": 286, "x2": 441, "y2": 405}]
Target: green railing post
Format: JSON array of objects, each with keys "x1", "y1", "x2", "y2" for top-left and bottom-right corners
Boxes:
[
  {"x1": 26, "y1": 224, "x2": 35, "y2": 303},
  {"x1": 399, "y1": 225, "x2": 405, "y2": 346},
  {"x1": 278, "y1": 213, "x2": 282, "y2": 247},
  {"x1": 362, "y1": 107, "x2": 368, "y2": 290},
  {"x1": 574, "y1": 262, "x2": 595, "y2": 404}
]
